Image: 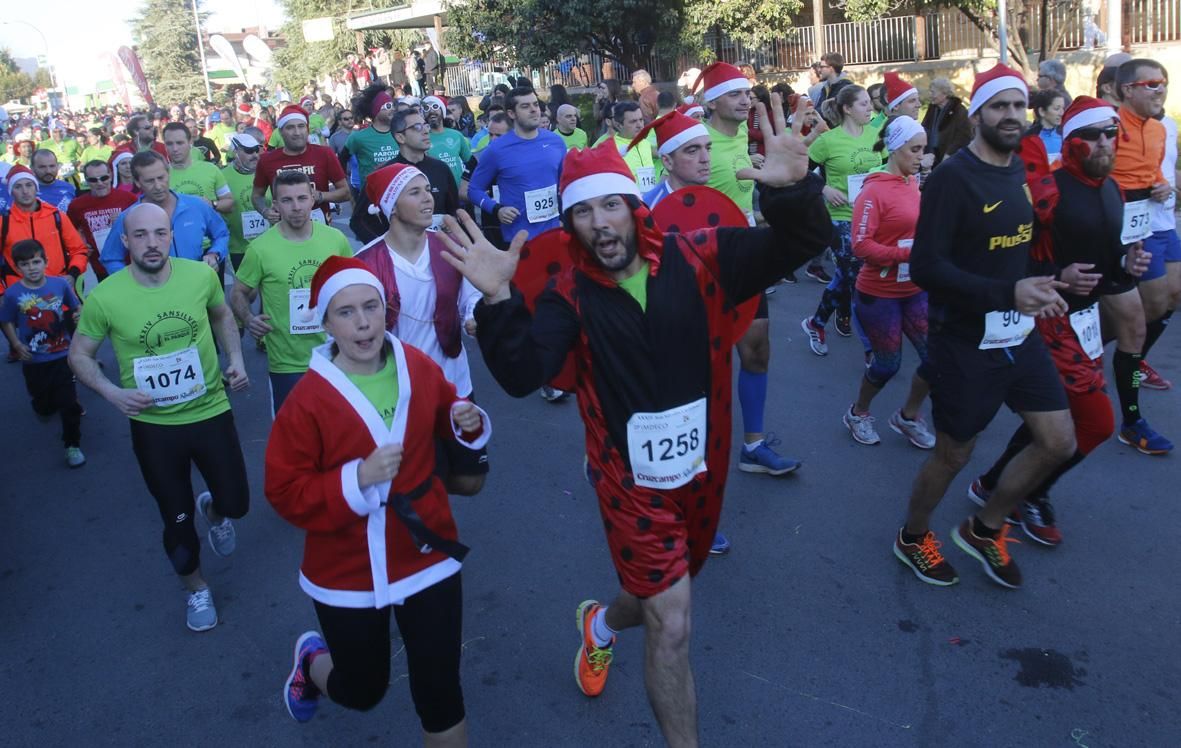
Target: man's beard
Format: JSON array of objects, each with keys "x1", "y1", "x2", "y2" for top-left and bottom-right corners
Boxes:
[
  {"x1": 1082, "y1": 148, "x2": 1115, "y2": 178},
  {"x1": 978, "y1": 118, "x2": 1024, "y2": 153},
  {"x1": 132, "y1": 253, "x2": 167, "y2": 274}
]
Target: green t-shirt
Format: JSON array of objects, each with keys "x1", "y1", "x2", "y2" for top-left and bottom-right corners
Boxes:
[
  {"x1": 235, "y1": 223, "x2": 354, "y2": 373},
  {"x1": 615, "y1": 134, "x2": 661, "y2": 191},
  {"x1": 76, "y1": 259, "x2": 230, "y2": 425},
  {"x1": 705, "y1": 122, "x2": 754, "y2": 215},
  {"x1": 207, "y1": 123, "x2": 237, "y2": 158},
  {"x1": 617, "y1": 261, "x2": 649, "y2": 311},
  {"x1": 807, "y1": 125, "x2": 884, "y2": 221},
  {"x1": 428, "y1": 127, "x2": 472, "y2": 186},
  {"x1": 221, "y1": 164, "x2": 265, "y2": 255},
  {"x1": 345, "y1": 355, "x2": 399, "y2": 427},
  {"x1": 345, "y1": 126, "x2": 400, "y2": 180},
  {"x1": 79, "y1": 145, "x2": 113, "y2": 165},
  {"x1": 170, "y1": 160, "x2": 230, "y2": 203},
  {"x1": 593, "y1": 132, "x2": 612, "y2": 147},
  {"x1": 557, "y1": 128, "x2": 588, "y2": 150},
  {"x1": 40, "y1": 138, "x2": 81, "y2": 164}
]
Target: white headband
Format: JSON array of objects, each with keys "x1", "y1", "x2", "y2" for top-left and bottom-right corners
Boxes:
[{"x1": 885, "y1": 116, "x2": 926, "y2": 153}]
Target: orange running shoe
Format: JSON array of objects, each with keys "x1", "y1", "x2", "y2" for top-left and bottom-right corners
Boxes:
[{"x1": 574, "y1": 600, "x2": 614, "y2": 697}]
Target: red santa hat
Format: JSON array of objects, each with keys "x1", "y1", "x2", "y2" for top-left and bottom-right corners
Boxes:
[
  {"x1": 692, "y1": 62, "x2": 751, "y2": 103},
  {"x1": 299, "y1": 96, "x2": 316, "y2": 109},
  {"x1": 276, "y1": 105, "x2": 309, "y2": 129},
  {"x1": 365, "y1": 162, "x2": 427, "y2": 217},
  {"x1": 883, "y1": 72, "x2": 918, "y2": 111},
  {"x1": 237, "y1": 103, "x2": 253, "y2": 116},
  {"x1": 627, "y1": 110, "x2": 709, "y2": 157},
  {"x1": 310, "y1": 255, "x2": 385, "y2": 325},
  {"x1": 1061, "y1": 95, "x2": 1118, "y2": 140},
  {"x1": 559, "y1": 141, "x2": 643, "y2": 210},
  {"x1": 969, "y1": 62, "x2": 1028, "y2": 116},
  {"x1": 5, "y1": 164, "x2": 36, "y2": 190},
  {"x1": 677, "y1": 102, "x2": 705, "y2": 119}
]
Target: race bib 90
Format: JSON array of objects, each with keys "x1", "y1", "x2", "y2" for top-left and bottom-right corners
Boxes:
[{"x1": 980, "y1": 310, "x2": 1034, "y2": 350}]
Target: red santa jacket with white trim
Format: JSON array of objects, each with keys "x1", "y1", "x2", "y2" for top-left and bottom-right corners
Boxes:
[{"x1": 265, "y1": 333, "x2": 490, "y2": 608}]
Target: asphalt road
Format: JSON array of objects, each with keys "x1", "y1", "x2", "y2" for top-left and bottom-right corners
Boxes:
[{"x1": 2, "y1": 215, "x2": 1178, "y2": 747}]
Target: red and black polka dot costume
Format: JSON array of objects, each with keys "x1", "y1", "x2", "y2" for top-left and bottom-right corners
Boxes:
[{"x1": 474, "y1": 177, "x2": 829, "y2": 597}]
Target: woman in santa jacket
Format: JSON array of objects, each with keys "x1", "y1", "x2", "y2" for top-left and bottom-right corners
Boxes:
[{"x1": 266, "y1": 254, "x2": 490, "y2": 746}]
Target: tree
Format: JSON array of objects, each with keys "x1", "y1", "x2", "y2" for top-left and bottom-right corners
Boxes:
[
  {"x1": 131, "y1": 0, "x2": 210, "y2": 104},
  {"x1": 273, "y1": 0, "x2": 422, "y2": 94},
  {"x1": 446, "y1": 0, "x2": 691, "y2": 72},
  {"x1": 685, "y1": 0, "x2": 805, "y2": 50},
  {"x1": 0, "y1": 47, "x2": 35, "y2": 102}
]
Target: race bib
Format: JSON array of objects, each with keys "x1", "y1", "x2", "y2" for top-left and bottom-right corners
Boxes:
[
  {"x1": 846, "y1": 172, "x2": 869, "y2": 203},
  {"x1": 896, "y1": 239, "x2": 913, "y2": 282},
  {"x1": 288, "y1": 288, "x2": 320, "y2": 335},
  {"x1": 133, "y1": 347, "x2": 206, "y2": 407},
  {"x1": 636, "y1": 166, "x2": 658, "y2": 191},
  {"x1": 310, "y1": 209, "x2": 327, "y2": 224},
  {"x1": 241, "y1": 210, "x2": 268, "y2": 240},
  {"x1": 492, "y1": 185, "x2": 501, "y2": 203},
  {"x1": 626, "y1": 398, "x2": 708, "y2": 490},
  {"x1": 1121, "y1": 199, "x2": 1152, "y2": 244},
  {"x1": 92, "y1": 226, "x2": 112, "y2": 253},
  {"x1": 1069, "y1": 303, "x2": 1103, "y2": 360},
  {"x1": 980, "y1": 310, "x2": 1035, "y2": 350},
  {"x1": 524, "y1": 185, "x2": 559, "y2": 223}
]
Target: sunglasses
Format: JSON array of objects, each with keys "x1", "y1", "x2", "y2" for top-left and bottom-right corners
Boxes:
[
  {"x1": 378, "y1": 101, "x2": 394, "y2": 111},
  {"x1": 1072, "y1": 125, "x2": 1120, "y2": 141},
  {"x1": 1125, "y1": 79, "x2": 1168, "y2": 92},
  {"x1": 398, "y1": 122, "x2": 429, "y2": 133},
  {"x1": 85, "y1": 174, "x2": 111, "y2": 183},
  {"x1": 235, "y1": 144, "x2": 261, "y2": 154}
]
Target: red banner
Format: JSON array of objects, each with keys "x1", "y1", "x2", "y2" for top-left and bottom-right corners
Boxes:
[
  {"x1": 117, "y1": 46, "x2": 155, "y2": 108},
  {"x1": 105, "y1": 53, "x2": 133, "y2": 111}
]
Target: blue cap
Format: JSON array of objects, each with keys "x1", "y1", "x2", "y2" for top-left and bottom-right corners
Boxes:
[{"x1": 210, "y1": 112, "x2": 221, "y2": 122}]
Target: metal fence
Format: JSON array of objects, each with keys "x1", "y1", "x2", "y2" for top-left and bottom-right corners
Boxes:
[{"x1": 1128, "y1": 0, "x2": 1181, "y2": 43}]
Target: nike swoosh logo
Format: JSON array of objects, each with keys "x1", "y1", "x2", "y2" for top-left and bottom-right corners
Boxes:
[{"x1": 983, "y1": 201, "x2": 1003, "y2": 213}]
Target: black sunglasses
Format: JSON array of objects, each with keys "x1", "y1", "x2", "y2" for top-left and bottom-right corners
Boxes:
[
  {"x1": 236, "y1": 144, "x2": 261, "y2": 154},
  {"x1": 1071, "y1": 125, "x2": 1119, "y2": 142},
  {"x1": 85, "y1": 174, "x2": 111, "y2": 183}
]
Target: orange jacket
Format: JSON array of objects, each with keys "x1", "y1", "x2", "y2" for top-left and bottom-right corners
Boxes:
[
  {"x1": 1, "y1": 200, "x2": 89, "y2": 290},
  {"x1": 1111, "y1": 107, "x2": 1167, "y2": 191}
]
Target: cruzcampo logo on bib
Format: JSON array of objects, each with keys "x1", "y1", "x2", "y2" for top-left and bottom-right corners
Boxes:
[
  {"x1": 138, "y1": 311, "x2": 199, "y2": 354},
  {"x1": 287, "y1": 257, "x2": 325, "y2": 334}
]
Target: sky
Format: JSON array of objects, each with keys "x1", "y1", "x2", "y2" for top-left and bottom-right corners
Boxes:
[{"x1": 0, "y1": 0, "x2": 286, "y2": 89}]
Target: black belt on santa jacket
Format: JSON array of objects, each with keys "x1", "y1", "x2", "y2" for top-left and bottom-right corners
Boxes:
[{"x1": 382, "y1": 477, "x2": 470, "y2": 562}]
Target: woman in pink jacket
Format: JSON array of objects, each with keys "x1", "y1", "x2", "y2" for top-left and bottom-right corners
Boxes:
[{"x1": 842, "y1": 115, "x2": 936, "y2": 449}]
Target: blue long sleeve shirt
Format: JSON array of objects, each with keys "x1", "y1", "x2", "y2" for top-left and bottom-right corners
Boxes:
[
  {"x1": 100, "y1": 191, "x2": 230, "y2": 274},
  {"x1": 467, "y1": 129, "x2": 566, "y2": 241}
]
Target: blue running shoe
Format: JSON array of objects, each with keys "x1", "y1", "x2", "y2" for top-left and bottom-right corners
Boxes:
[
  {"x1": 710, "y1": 532, "x2": 732, "y2": 555},
  {"x1": 1118, "y1": 418, "x2": 1174, "y2": 456},
  {"x1": 284, "y1": 631, "x2": 328, "y2": 723},
  {"x1": 738, "y1": 433, "x2": 802, "y2": 476}
]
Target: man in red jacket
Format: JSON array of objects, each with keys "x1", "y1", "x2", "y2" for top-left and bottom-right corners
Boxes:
[{"x1": 67, "y1": 159, "x2": 137, "y2": 281}]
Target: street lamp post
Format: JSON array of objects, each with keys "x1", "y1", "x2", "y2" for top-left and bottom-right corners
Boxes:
[{"x1": 0, "y1": 20, "x2": 58, "y2": 90}]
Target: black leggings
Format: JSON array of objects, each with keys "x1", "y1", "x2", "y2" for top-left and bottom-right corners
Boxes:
[
  {"x1": 129, "y1": 410, "x2": 250, "y2": 576},
  {"x1": 313, "y1": 573, "x2": 464, "y2": 733}
]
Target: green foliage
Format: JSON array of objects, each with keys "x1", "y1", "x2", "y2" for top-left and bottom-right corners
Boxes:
[
  {"x1": 685, "y1": 0, "x2": 805, "y2": 48},
  {"x1": 1, "y1": 47, "x2": 36, "y2": 102},
  {"x1": 272, "y1": 0, "x2": 423, "y2": 93},
  {"x1": 130, "y1": 0, "x2": 210, "y2": 104},
  {"x1": 446, "y1": 0, "x2": 692, "y2": 71}
]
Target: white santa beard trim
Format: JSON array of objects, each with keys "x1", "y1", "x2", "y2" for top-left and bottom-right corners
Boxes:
[
  {"x1": 704, "y1": 78, "x2": 751, "y2": 102},
  {"x1": 969, "y1": 77, "x2": 1028, "y2": 115},
  {"x1": 658, "y1": 124, "x2": 710, "y2": 156},
  {"x1": 1062, "y1": 107, "x2": 1118, "y2": 139},
  {"x1": 313, "y1": 269, "x2": 385, "y2": 324},
  {"x1": 887, "y1": 88, "x2": 918, "y2": 111},
  {"x1": 276, "y1": 113, "x2": 308, "y2": 129},
  {"x1": 561, "y1": 173, "x2": 642, "y2": 210}
]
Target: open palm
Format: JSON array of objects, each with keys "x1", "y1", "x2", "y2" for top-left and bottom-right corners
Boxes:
[
  {"x1": 735, "y1": 92, "x2": 810, "y2": 188},
  {"x1": 437, "y1": 210, "x2": 528, "y2": 301}
]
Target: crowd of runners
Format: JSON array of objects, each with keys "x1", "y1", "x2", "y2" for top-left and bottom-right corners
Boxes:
[{"x1": 1, "y1": 50, "x2": 1178, "y2": 747}]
